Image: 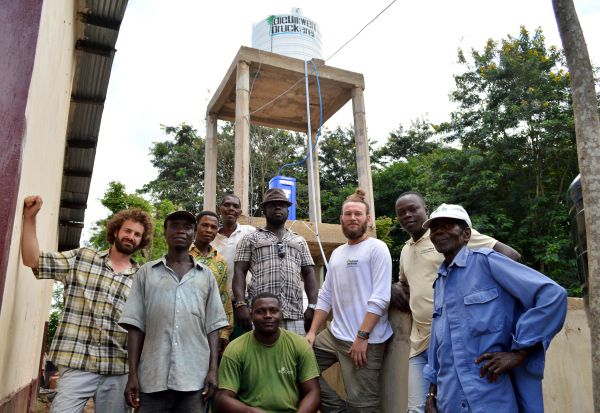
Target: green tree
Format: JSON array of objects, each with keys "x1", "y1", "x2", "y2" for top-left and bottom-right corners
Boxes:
[
  {"x1": 372, "y1": 119, "x2": 442, "y2": 167},
  {"x1": 248, "y1": 125, "x2": 306, "y2": 216},
  {"x1": 140, "y1": 123, "x2": 205, "y2": 212},
  {"x1": 369, "y1": 28, "x2": 586, "y2": 294},
  {"x1": 317, "y1": 126, "x2": 363, "y2": 223},
  {"x1": 141, "y1": 122, "x2": 310, "y2": 217},
  {"x1": 438, "y1": 27, "x2": 579, "y2": 287}
]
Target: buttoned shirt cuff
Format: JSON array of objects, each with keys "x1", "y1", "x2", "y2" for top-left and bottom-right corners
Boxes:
[
  {"x1": 423, "y1": 364, "x2": 437, "y2": 384},
  {"x1": 510, "y1": 334, "x2": 548, "y2": 352},
  {"x1": 118, "y1": 317, "x2": 145, "y2": 333},
  {"x1": 511, "y1": 335, "x2": 547, "y2": 378}
]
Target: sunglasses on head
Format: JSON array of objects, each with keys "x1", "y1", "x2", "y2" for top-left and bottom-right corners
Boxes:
[{"x1": 276, "y1": 241, "x2": 286, "y2": 259}]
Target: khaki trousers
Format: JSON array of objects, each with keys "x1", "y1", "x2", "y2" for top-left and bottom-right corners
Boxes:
[
  {"x1": 313, "y1": 328, "x2": 386, "y2": 413},
  {"x1": 50, "y1": 366, "x2": 128, "y2": 413}
]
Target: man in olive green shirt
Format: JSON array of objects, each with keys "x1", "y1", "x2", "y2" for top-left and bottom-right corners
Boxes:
[{"x1": 217, "y1": 292, "x2": 320, "y2": 413}]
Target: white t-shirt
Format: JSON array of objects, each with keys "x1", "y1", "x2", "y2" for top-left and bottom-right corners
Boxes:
[
  {"x1": 211, "y1": 224, "x2": 255, "y2": 295},
  {"x1": 316, "y1": 237, "x2": 393, "y2": 343}
]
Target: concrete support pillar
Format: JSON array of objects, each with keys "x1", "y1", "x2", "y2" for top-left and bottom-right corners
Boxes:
[
  {"x1": 203, "y1": 114, "x2": 218, "y2": 212},
  {"x1": 307, "y1": 129, "x2": 322, "y2": 224},
  {"x1": 351, "y1": 87, "x2": 376, "y2": 228},
  {"x1": 234, "y1": 61, "x2": 250, "y2": 216},
  {"x1": 381, "y1": 309, "x2": 411, "y2": 412},
  {"x1": 314, "y1": 265, "x2": 325, "y2": 286}
]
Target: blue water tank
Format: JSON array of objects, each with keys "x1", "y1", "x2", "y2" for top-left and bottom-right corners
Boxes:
[{"x1": 269, "y1": 175, "x2": 297, "y2": 220}]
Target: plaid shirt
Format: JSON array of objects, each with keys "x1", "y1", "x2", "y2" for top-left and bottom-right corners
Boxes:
[
  {"x1": 235, "y1": 228, "x2": 314, "y2": 319},
  {"x1": 189, "y1": 243, "x2": 234, "y2": 339},
  {"x1": 35, "y1": 247, "x2": 137, "y2": 375}
]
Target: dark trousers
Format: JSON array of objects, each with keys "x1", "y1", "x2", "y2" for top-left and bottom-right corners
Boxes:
[{"x1": 138, "y1": 389, "x2": 205, "y2": 413}]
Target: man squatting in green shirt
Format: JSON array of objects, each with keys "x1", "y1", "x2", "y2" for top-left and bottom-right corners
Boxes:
[{"x1": 217, "y1": 292, "x2": 321, "y2": 413}]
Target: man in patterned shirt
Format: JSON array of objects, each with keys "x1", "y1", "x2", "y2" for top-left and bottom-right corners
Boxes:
[
  {"x1": 189, "y1": 210, "x2": 234, "y2": 354},
  {"x1": 233, "y1": 188, "x2": 318, "y2": 336},
  {"x1": 20, "y1": 195, "x2": 153, "y2": 413}
]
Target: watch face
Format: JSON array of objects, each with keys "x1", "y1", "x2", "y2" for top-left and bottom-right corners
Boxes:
[{"x1": 358, "y1": 330, "x2": 369, "y2": 339}]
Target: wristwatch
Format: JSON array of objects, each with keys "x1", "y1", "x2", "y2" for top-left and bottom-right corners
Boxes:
[
  {"x1": 234, "y1": 301, "x2": 247, "y2": 309},
  {"x1": 307, "y1": 303, "x2": 317, "y2": 309},
  {"x1": 357, "y1": 330, "x2": 370, "y2": 340}
]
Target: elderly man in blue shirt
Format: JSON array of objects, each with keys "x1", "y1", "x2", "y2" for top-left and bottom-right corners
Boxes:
[{"x1": 422, "y1": 204, "x2": 567, "y2": 413}]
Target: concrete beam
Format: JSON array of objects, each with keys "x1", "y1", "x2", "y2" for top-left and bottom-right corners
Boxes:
[
  {"x1": 234, "y1": 61, "x2": 250, "y2": 215},
  {"x1": 352, "y1": 86, "x2": 376, "y2": 228},
  {"x1": 204, "y1": 114, "x2": 217, "y2": 212}
]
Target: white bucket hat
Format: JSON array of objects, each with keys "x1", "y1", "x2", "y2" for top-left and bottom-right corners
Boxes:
[{"x1": 422, "y1": 203, "x2": 472, "y2": 229}]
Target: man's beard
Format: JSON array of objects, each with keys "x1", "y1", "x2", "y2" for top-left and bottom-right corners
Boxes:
[
  {"x1": 342, "y1": 221, "x2": 368, "y2": 240},
  {"x1": 114, "y1": 237, "x2": 140, "y2": 255},
  {"x1": 266, "y1": 215, "x2": 287, "y2": 226}
]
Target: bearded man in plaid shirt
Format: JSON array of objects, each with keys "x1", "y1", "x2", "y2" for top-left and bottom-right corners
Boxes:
[{"x1": 21, "y1": 195, "x2": 153, "y2": 413}]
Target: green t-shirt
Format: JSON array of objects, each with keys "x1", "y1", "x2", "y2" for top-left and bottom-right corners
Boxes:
[{"x1": 218, "y1": 329, "x2": 320, "y2": 413}]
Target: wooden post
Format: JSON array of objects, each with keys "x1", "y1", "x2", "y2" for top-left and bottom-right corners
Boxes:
[
  {"x1": 203, "y1": 114, "x2": 218, "y2": 212},
  {"x1": 352, "y1": 87, "x2": 376, "y2": 228},
  {"x1": 234, "y1": 61, "x2": 250, "y2": 216},
  {"x1": 307, "y1": 129, "x2": 322, "y2": 224},
  {"x1": 553, "y1": 0, "x2": 600, "y2": 409}
]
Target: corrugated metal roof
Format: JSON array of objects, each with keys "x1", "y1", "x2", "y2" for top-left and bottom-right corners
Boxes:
[{"x1": 58, "y1": 0, "x2": 128, "y2": 250}]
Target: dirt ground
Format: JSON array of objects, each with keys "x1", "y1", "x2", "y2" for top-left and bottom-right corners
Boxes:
[{"x1": 31, "y1": 393, "x2": 94, "y2": 413}]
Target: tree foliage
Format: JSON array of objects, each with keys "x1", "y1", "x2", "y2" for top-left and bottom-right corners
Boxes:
[
  {"x1": 438, "y1": 27, "x2": 579, "y2": 288},
  {"x1": 371, "y1": 27, "x2": 583, "y2": 293},
  {"x1": 248, "y1": 125, "x2": 306, "y2": 216},
  {"x1": 140, "y1": 124, "x2": 205, "y2": 212},
  {"x1": 373, "y1": 119, "x2": 442, "y2": 167},
  {"x1": 318, "y1": 126, "x2": 368, "y2": 223},
  {"x1": 83, "y1": 27, "x2": 587, "y2": 296}
]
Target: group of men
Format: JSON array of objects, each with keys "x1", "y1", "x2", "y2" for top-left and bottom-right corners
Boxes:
[{"x1": 20, "y1": 186, "x2": 568, "y2": 413}]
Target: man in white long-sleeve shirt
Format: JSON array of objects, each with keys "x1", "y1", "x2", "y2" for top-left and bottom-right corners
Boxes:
[{"x1": 306, "y1": 189, "x2": 392, "y2": 413}]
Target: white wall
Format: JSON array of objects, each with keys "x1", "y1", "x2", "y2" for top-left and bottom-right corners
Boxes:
[{"x1": 0, "y1": 0, "x2": 76, "y2": 400}]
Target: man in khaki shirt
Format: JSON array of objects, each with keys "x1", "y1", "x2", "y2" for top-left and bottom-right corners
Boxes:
[{"x1": 391, "y1": 192, "x2": 520, "y2": 413}]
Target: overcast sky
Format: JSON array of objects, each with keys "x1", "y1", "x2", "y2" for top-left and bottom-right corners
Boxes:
[{"x1": 83, "y1": 0, "x2": 600, "y2": 240}]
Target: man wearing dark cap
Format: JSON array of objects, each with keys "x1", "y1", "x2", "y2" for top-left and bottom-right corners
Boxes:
[
  {"x1": 119, "y1": 210, "x2": 228, "y2": 412},
  {"x1": 233, "y1": 188, "x2": 318, "y2": 336}
]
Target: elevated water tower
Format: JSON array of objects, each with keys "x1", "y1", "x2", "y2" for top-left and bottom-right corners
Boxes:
[{"x1": 203, "y1": 8, "x2": 376, "y2": 259}]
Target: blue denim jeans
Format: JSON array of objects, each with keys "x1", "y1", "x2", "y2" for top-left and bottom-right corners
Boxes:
[{"x1": 407, "y1": 352, "x2": 429, "y2": 413}]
